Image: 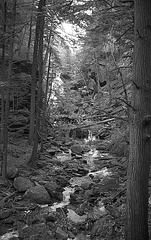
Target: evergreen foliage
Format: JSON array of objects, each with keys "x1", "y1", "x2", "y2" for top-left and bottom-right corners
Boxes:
[{"x1": 0, "y1": 0, "x2": 150, "y2": 239}]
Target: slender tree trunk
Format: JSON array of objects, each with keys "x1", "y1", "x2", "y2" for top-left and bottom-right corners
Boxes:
[
  {"x1": 2, "y1": 0, "x2": 16, "y2": 179},
  {"x1": 28, "y1": 0, "x2": 42, "y2": 145},
  {"x1": 17, "y1": 26, "x2": 27, "y2": 57},
  {"x1": 0, "y1": 0, "x2": 6, "y2": 146},
  {"x1": 1, "y1": 92, "x2": 5, "y2": 144},
  {"x1": 105, "y1": 64, "x2": 112, "y2": 105},
  {"x1": 40, "y1": 46, "x2": 52, "y2": 150},
  {"x1": 125, "y1": 1, "x2": 151, "y2": 239},
  {"x1": 44, "y1": 48, "x2": 52, "y2": 114},
  {"x1": 26, "y1": 0, "x2": 34, "y2": 60},
  {"x1": 16, "y1": 92, "x2": 18, "y2": 109},
  {"x1": 30, "y1": 0, "x2": 46, "y2": 165},
  {"x1": 1, "y1": 86, "x2": 5, "y2": 163},
  {"x1": 94, "y1": 52, "x2": 101, "y2": 108},
  {"x1": 38, "y1": 1, "x2": 45, "y2": 153},
  {"x1": 47, "y1": 67, "x2": 54, "y2": 105},
  {"x1": 43, "y1": 30, "x2": 52, "y2": 72}
]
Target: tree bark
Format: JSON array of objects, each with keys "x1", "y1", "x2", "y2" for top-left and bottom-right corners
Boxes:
[
  {"x1": 0, "y1": 0, "x2": 6, "y2": 146},
  {"x1": 43, "y1": 30, "x2": 52, "y2": 72},
  {"x1": 2, "y1": 0, "x2": 16, "y2": 179},
  {"x1": 26, "y1": 0, "x2": 35, "y2": 60},
  {"x1": 47, "y1": 65, "x2": 54, "y2": 105},
  {"x1": 125, "y1": 0, "x2": 151, "y2": 239},
  {"x1": 28, "y1": 0, "x2": 43, "y2": 145},
  {"x1": 94, "y1": 52, "x2": 101, "y2": 108},
  {"x1": 30, "y1": 0, "x2": 46, "y2": 165},
  {"x1": 44, "y1": 47, "x2": 52, "y2": 114}
]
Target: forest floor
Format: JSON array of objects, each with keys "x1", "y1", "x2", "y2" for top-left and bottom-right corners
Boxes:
[{"x1": 0, "y1": 135, "x2": 128, "y2": 240}]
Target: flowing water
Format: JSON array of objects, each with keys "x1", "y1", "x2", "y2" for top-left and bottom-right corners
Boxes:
[{"x1": 0, "y1": 140, "x2": 113, "y2": 239}]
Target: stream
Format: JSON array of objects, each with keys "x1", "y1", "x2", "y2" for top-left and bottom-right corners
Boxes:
[
  {"x1": 0, "y1": 144, "x2": 119, "y2": 240},
  {"x1": 45, "y1": 148, "x2": 112, "y2": 224}
]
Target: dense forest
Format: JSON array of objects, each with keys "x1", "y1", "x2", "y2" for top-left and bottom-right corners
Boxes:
[{"x1": 0, "y1": 0, "x2": 151, "y2": 239}]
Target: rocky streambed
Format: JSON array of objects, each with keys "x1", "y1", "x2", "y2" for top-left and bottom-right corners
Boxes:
[{"x1": 0, "y1": 139, "x2": 127, "y2": 240}]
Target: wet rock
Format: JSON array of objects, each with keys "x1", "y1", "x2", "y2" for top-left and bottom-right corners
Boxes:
[
  {"x1": 44, "y1": 181, "x2": 63, "y2": 201},
  {"x1": 7, "y1": 166, "x2": 19, "y2": 179},
  {"x1": 56, "y1": 227, "x2": 68, "y2": 239},
  {"x1": 31, "y1": 175, "x2": 46, "y2": 182},
  {"x1": 70, "y1": 192, "x2": 78, "y2": 204},
  {"x1": 56, "y1": 176, "x2": 69, "y2": 187},
  {"x1": 81, "y1": 181, "x2": 92, "y2": 190},
  {"x1": 79, "y1": 201, "x2": 88, "y2": 214},
  {"x1": 13, "y1": 177, "x2": 34, "y2": 192},
  {"x1": 31, "y1": 215, "x2": 45, "y2": 225},
  {"x1": 92, "y1": 185, "x2": 102, "y2": 195},
  {"x1": 77, "y1": 167, "x2": 89, "y2": 176},
  {"x1": 92, "y1": 175, "x2": 101, "y2": 183},
  {"x1": 57, "y1": 192, "x2": 64, "y2": 201},
  {"x1": 32, "y1": 169, "x2": 46, "y2": 176},
  {"x1": 46, "y1": 149, "x2": 56, "y2": 156},
  {"x1": 84, "y1": 189, "x2": 93, "y2": 198},
  {"x1": 45, "y1": 181, "x2": 60, "y2": 192},
  {"x1": 82, "y1": 160, "x2": 87, "y2": 164},
  {"x1": 75, "y1": 232, "x2": 88, "y2": 240},
  {"x1": 67, "y1": 209, "x2": 87, "y2": 223},
  {"x1": 71, "y1": 145, "x2": 83, "y2": 155},
  {"x1": 23, "y1": 185, "x2": 51, "y2": 204},
  {"x1": 45, "y1": 213, "x2": 57, "y2": 223},
  {"x1": 19, "y1": 223, "x2": 51, "y2": 240},
  {"x1": 0, "y1": 231, "x2": 19, "y2": 240}
]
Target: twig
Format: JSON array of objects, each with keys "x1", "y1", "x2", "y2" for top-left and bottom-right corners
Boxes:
[
  {"x1": 116, "y1": 97, "x2": 135, "y2": 111},
  {"x1": 69, "y1": 118, "x2": 115, "y2": 130},
  {"x1": 115, "y1": 27, "x2": 132, "y2": 42}
]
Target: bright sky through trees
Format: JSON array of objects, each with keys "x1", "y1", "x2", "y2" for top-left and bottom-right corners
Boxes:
[{"x1": 60, "y1": 22, "x2": 85, "y2": 53}]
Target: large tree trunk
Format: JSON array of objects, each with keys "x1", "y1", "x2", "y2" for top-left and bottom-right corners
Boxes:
[{"x1": 125, "y1": 0, "x2": 151, "y2": 239}]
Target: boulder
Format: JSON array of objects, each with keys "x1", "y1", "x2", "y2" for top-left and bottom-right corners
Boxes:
[
  {"x1": 13, "y1": 177, "x2": 34, "y2": 192},
  {"x1": 56, "y1": 227, "x2": 68, "y2": 239},
  {"x1": 71, "y1": 145, "x2": 83, "y2": 155},
  {"x1": 7, "y1": 166, "x2": 19, "y2": 179},
  {"x1": 23, "y1": 185, "x2": 51, "y2": 204},
  {"x1": 56, "y1": 175, "x2": 69, "y2": 187},
  {"x1": 45, "y1": 181, "x2": 60, "y2": 192},
  {"x1": 44, "y1": 181, "x2": 63, "y2": 201},
  {"x1": 81, "y1": 181, "x2": 92, "y2": 190},
  {"x1": 77, "y1": 167, "x2": 89, "y2": 175}
]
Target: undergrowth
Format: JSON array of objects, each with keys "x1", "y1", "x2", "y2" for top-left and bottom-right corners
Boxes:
[{"x1": 107, "y1": 125, "x2": 129, "y2": 157}]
